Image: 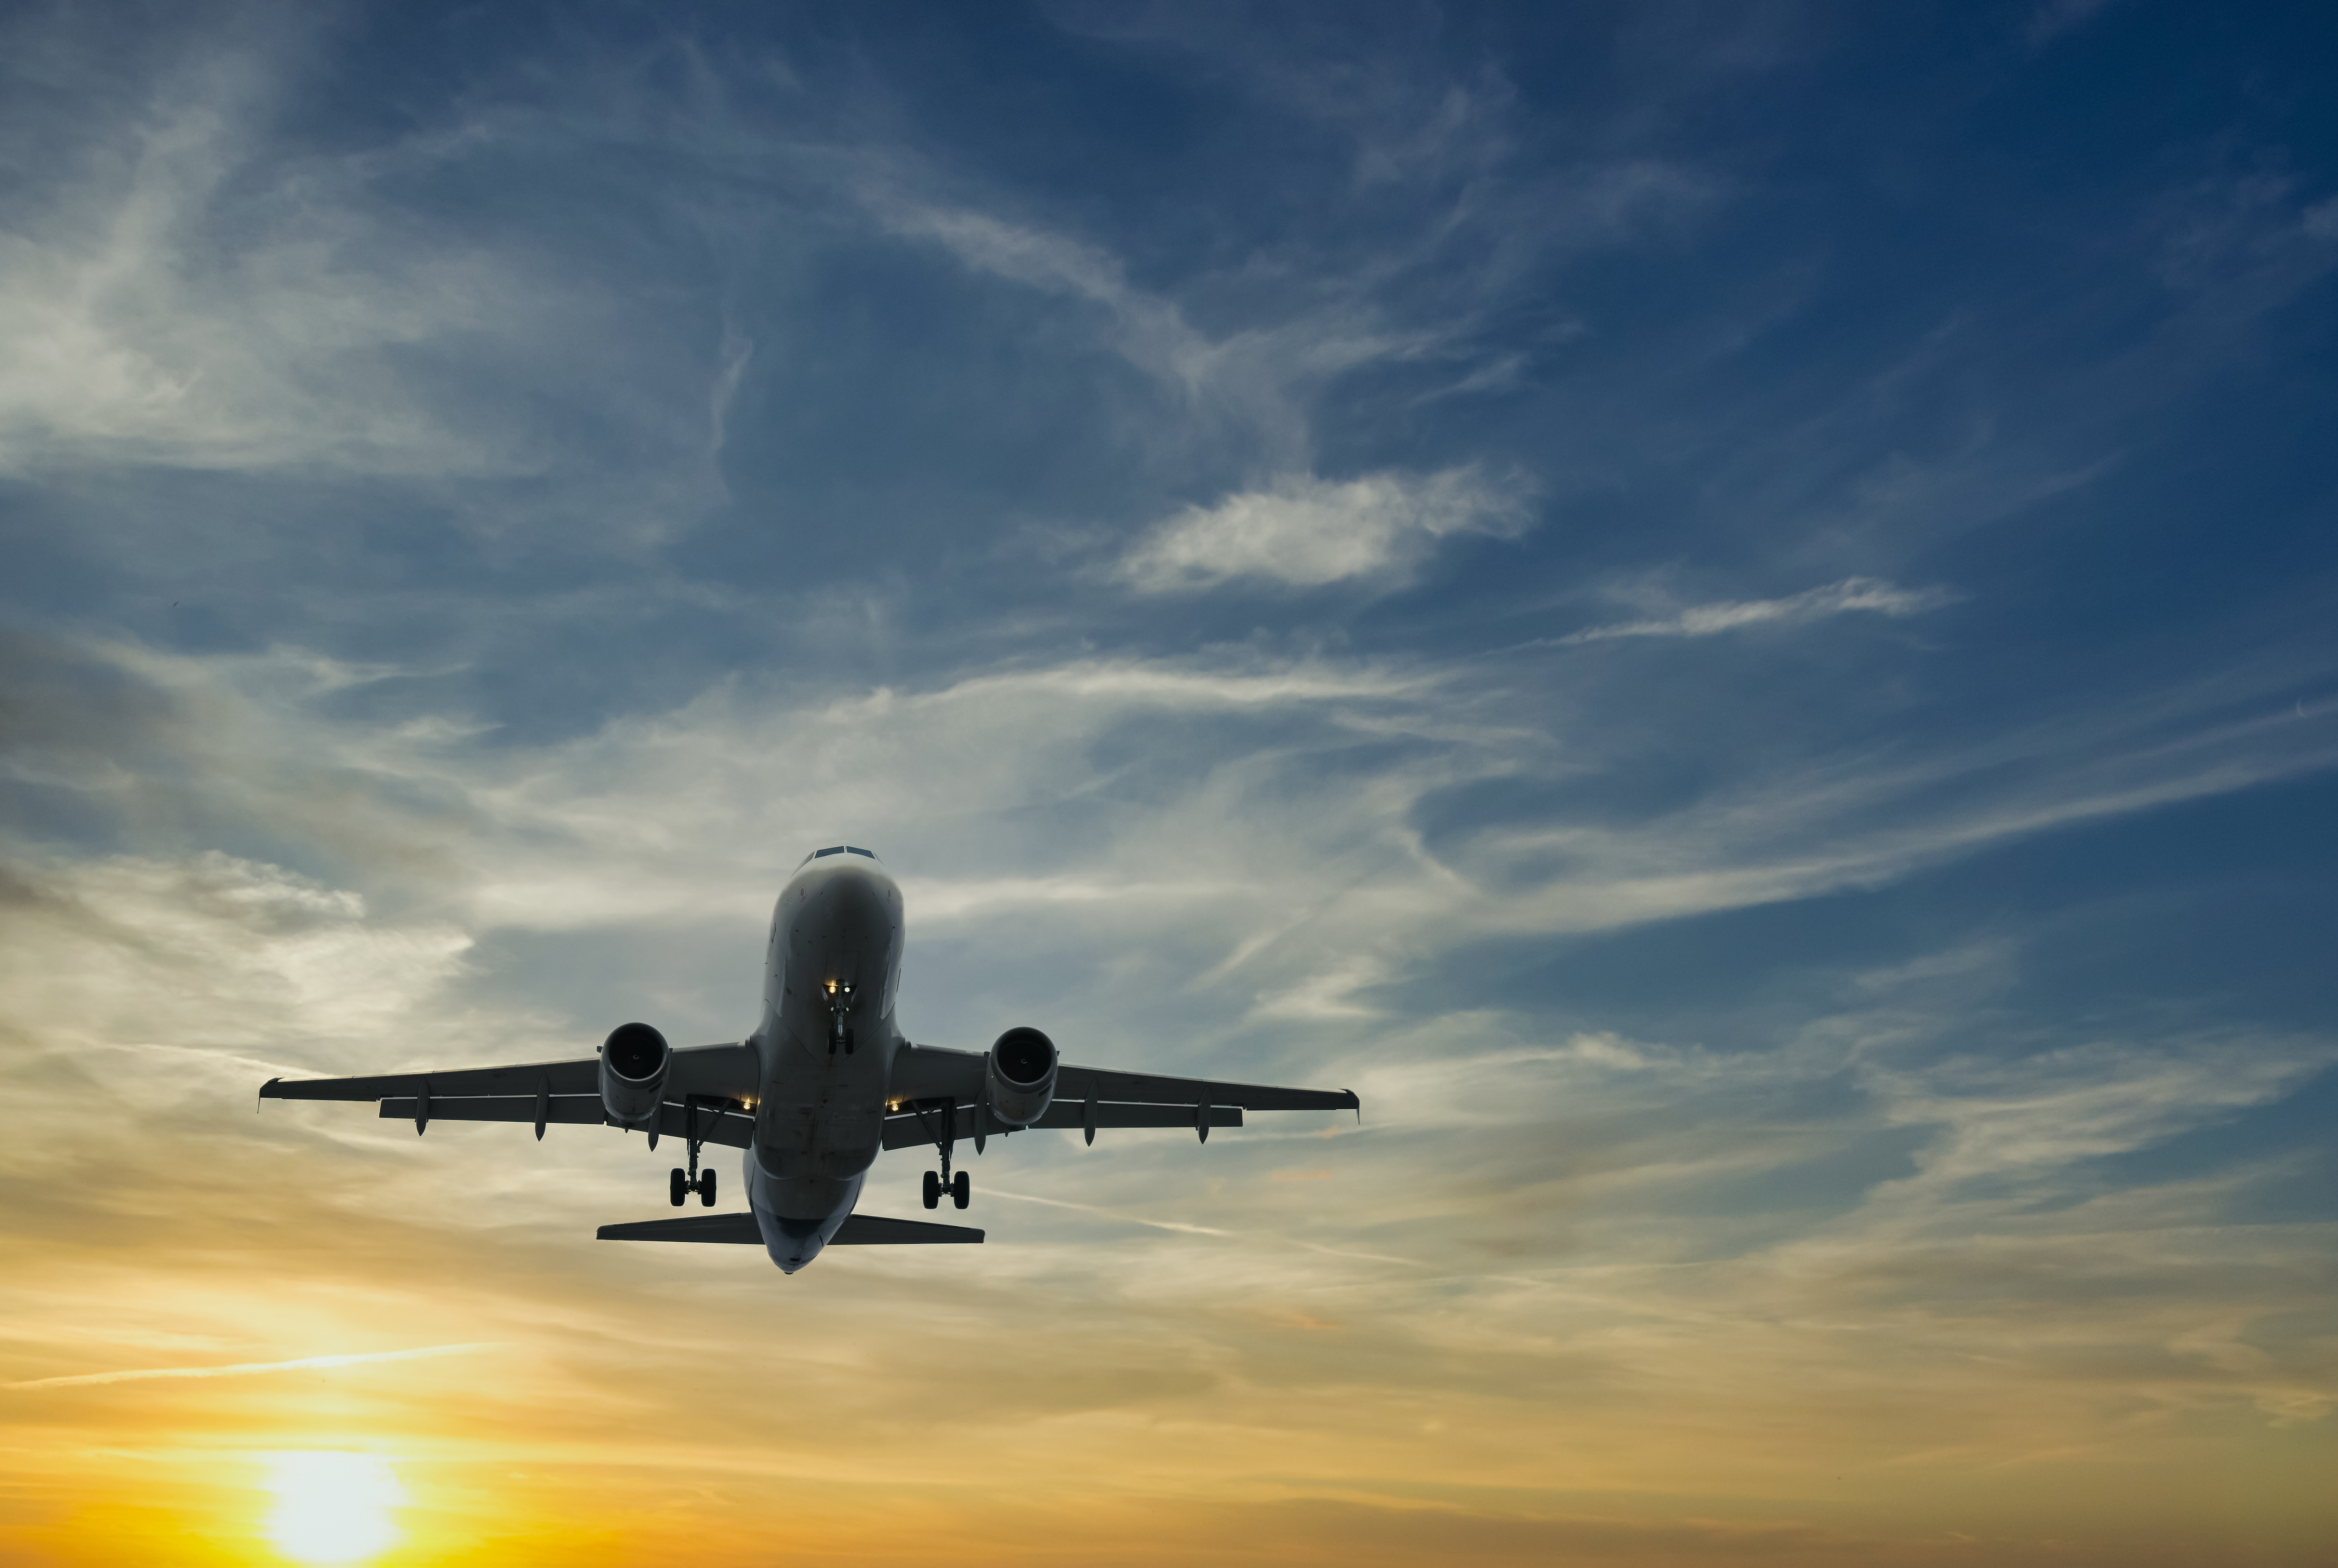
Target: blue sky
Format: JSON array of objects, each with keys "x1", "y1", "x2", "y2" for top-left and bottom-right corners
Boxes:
[{"x1": 3, "y1": 3, "x2": 2336, "y2": 1563}]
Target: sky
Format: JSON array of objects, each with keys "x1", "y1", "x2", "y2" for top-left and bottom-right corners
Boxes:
[{"x1": 2, "y1": 2, "x2": 2335, "y2": 1564}]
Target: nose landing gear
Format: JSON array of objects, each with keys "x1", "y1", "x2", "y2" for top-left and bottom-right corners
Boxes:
[{"x1": 824, "y1": 980, "x2": 857, "y2": 1054}]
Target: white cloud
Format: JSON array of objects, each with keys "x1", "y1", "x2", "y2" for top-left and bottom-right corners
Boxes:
[
  {"x1": 873, "y1": 196, "x2": 1427, "y2": 472},
  {"x1": 1866, "y1": 1038, "x2": 2334, "y2": 1188},
  {"x1": 0, "y1": 50, "x2": 522, "y2": 477},
  {"x1": 1559, "y1": 577, "x2": 1955, "y2": 643},
  {"x1": 1118, "y1": 468, "x2": 1534, "y2": 591}
]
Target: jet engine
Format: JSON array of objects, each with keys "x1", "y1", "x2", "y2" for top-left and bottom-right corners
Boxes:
[
  {"x1": 985, "y1": 1026, "x2": 1058, "y2": 1126},
  {"x1": 599, "y1": 1021, "x2": 671, "y2": 1126}
]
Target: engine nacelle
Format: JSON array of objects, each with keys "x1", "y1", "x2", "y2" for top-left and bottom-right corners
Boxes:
[
  {"x1": 599, "y1": 1021, "x2": 671, "y2": 1126},
  {"x1": 985, "y1": 1026, "x2": 1058, "y2": 1126}
]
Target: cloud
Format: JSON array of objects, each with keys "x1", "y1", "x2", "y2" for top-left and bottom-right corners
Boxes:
[
  {"x1": 1558, "y1": 577, "x2": 1957, "y2": 643},
  {"x1": 0, "y1": 37, "x2": 522, "y2": 478},
  {"x1": 1866, "y1": 1038, "x2": 2335, "y2": 1189},
  {"x1": 1118, "y1": 468, "x2": 1534, "y2": 591},
  {"x1": 5, "y1": 1342, "x2": 500, "y2": 1390},
  {"x1": 873, "y1": 195, "x2": 1432, "y2": 474}
]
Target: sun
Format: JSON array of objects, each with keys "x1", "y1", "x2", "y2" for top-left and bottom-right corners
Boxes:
[{"x1": 261, "y1": 1452, "x2": 405, "y2": 1564}]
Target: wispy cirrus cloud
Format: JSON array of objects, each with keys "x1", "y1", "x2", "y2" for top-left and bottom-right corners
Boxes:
[{"x1": 1558, "y1": 577, "x2": 1957, "y2": 643}]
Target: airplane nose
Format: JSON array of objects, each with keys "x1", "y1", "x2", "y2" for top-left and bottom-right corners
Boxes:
[{"x1": 802, "y1": 870, "x2": 894, "y2": 948}]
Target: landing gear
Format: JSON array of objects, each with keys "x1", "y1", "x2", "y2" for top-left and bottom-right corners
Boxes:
[
  {"x1": 825, "y1": 979, "x2": 856, "y2": 1054},
  {"x1": 668, "y1": 1097, "x2": 722, "y2": 1206},
  {"x1": 906, "y1": 1096, "x2": 972, "y2": 1211},
  {"x1": 920, "y1": 1167, "x2": 969, "y2": 1210}
]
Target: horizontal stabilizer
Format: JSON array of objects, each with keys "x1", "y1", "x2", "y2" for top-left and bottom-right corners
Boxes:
[
  {"x1": 832, "y1": 1214, "x2": 984, "y2": 1245},
  {"x1": 594, "y1": 1212, "x2": 985, "y2": 1245},
  {"x1": 597, "y1": 1213, "x2": 761, "y2": 1243}
]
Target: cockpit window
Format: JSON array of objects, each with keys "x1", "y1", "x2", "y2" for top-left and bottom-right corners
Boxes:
[{"x1": 794, "y1": 844, "x2": 877, "y2": 867}]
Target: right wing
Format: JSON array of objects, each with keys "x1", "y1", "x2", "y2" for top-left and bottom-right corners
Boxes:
[{"x1": 260, "y1": 1042, "x2": 760, "y2": 1142}]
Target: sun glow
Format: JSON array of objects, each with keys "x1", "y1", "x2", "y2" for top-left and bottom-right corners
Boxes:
[{"x1": 262, "y1": 1452, "x2": 404, "y2": 1564}]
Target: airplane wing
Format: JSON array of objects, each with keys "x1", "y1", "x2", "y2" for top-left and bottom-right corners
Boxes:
[
  {"x1": 596, "y1": 1213, "x2": 982, "y2": 1244},
  {"x1": 259, "y1": 1043, "x2": 760, "y2": 1141},
  {"x1": 884, "y1": 1043, "x2": 1357, "y2": 1146}
]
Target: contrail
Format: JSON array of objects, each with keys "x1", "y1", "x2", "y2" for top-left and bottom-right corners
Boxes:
[
  {"x1": 981, "y1": 1187, "x2": 1426, "y2": 1266},
  {"x1": 5, "y1": 1342, "x2": 500, "y2": 1390},
  {"x1": 984, "y1": 1187, "x2": 1234, "y2": 1236}
]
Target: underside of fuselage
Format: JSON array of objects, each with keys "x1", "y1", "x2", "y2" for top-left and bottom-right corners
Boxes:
[{"x1": 747, "y1": 848, "x2": 904, "y2": 1272}]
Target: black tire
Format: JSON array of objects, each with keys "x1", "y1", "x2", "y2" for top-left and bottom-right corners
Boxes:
[
  {"x1": 951, "y1": 1170, "x2": 970, "y2": 1210},
  {"x1": 922, "y1": 1171, "x2": 940, "y2": 1210},
  {"x1": 700, "y1": 1169, "x2": 718, "y2": 1207},
  {"x1": 669, "y1": 1168, "x2": 686, "y2": 1207}
]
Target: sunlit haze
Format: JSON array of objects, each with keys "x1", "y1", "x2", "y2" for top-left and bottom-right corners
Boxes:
[
  {"x1": 2, "y1": 3, "x2": 2334, "y2": 1565},
  {"x1": 263, "y1": 1453, "x2": 403, "y2": 1564}
]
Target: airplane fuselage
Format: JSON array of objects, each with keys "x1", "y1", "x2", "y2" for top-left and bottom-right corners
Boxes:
[
  {"x1": 258, "y1": 847, "x2": 1359, "y2": 1273},
  {"x1": 746, "y1": 848, "x2": 906, "y2": 1271}
]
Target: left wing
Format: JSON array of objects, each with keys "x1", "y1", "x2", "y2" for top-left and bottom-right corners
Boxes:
[{"x1": 885, "y1": 1043, "x2": 1358, "y2": 1146}]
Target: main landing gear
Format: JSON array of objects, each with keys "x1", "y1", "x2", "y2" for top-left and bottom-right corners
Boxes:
[
  {"x1": 668, "y1": 1097, "x2": 721, "y2": 1207},
  {"x1": 906, "y1": 1097, "x2": 971, "y2": 1210},
  {"x1": 825, "y1": 979, "x2": 856, "y2": 1055}
]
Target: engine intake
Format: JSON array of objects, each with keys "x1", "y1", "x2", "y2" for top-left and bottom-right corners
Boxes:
[
  {"x1": 600, "y1": 1021, "x2": 671, "y2": 1126},
  {"x1": 986, "y1": 1026, "x2": 1058, "y2": 1127}
]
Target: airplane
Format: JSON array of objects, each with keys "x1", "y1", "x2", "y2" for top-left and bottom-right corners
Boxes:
[{"x1": 260, "y1": 845, "x2": 1359, "y2": 1272}]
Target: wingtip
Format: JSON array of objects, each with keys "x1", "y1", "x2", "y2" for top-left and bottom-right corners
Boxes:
[{"x1": 258, "y1": 1077, "x2": 281, "y2": 1110}]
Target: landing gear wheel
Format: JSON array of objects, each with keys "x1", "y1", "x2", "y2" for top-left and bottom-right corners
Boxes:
[
  {"x1": 669, "y1": 1167, "x2": 687, "y2": 1207},
  {"x1": 923, "y1": 1170, "x2": 940, "y2": 1210},
  {"x1": 951, "y1": 1170, "x2": 970, "y2": 1210},
  {"x1": 699, "y1": 1169, "x2": 718, "y2": 1207}
]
